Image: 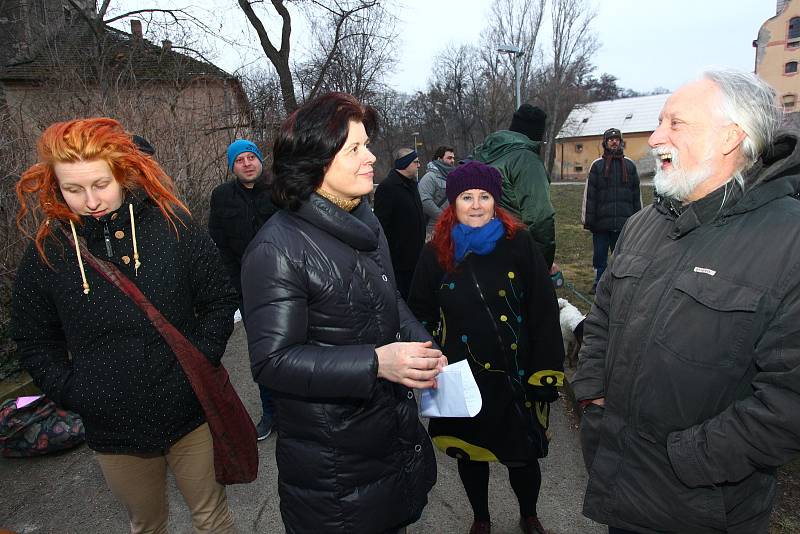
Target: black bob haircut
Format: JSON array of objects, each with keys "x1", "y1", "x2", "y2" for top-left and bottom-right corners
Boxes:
[{"x1": 272, "y1": 92, "x2": 378, "y2": 211}]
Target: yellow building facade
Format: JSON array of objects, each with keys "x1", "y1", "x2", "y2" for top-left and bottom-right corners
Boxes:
[
  {"x1": 554, "y1": 133, "x2": 655, "y2": 181},
  {"x1": 754, "y1": 0, "x2": 800, "y2": 112},
  {"x1": 553, "y1": 93, "x2": 669, "y2": 181}
]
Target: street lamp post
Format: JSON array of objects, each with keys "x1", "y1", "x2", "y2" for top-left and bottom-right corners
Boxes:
[
  {"x1": 411, "y1": 132, "x2": 421, "y2": 179},
  {"x1": 497, "y1": 44, "x2": 523, "y2": 109}
]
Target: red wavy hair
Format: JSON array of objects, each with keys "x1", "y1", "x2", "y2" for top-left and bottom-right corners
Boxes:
[
  {"x1": 16, "y1": 118, "x2": 189, "y2": 263},
  {"x1": 430, "y1": 204, "x2": 525, "y2": 273}
]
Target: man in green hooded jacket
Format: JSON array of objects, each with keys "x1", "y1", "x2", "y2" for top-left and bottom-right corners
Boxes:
[{"x1": 472, "y1": 104, "x2": 555, "y2": 267}]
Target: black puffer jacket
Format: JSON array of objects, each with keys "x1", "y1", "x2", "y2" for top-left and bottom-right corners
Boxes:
[
  {"x1": 581, "y1": 155, "x2": 641, "y2": 233},
  {"x1": 208, "y1": 174, "x2": 277, "y2": 296},
  {"x1": 241, "y1": 194, "x2": 436, "y2": 534},
  {"x1": 11, "y1": 195, "x2": 238, "y2": 453},
  {"x1": 573, "y1": 132, "x2": 800, "y2": 533}
]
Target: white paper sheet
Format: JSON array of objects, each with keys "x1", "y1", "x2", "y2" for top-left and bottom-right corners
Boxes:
[
  {"x1": 419, "y1": 359, "x2": 482, "y2": 418},
  {"x1": 16, "y1": 395, "x2": 43, "y2": 409}
]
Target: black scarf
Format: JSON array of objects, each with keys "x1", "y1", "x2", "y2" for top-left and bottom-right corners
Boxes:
[{"x1": 602, "y1": 147, "x2": 628, "y2": 182}]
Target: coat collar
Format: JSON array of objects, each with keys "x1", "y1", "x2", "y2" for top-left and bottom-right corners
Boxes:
[
  {"x1": 67, "y1": 189, "x2": 150, "y2": 239},
  {"x1": 294, "y1": 193, "x2": 380, "y2": 251}
]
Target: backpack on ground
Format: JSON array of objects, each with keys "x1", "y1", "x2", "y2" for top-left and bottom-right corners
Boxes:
[{"x1": 0, "y1": 395, "x2": 84, "y2": 457}]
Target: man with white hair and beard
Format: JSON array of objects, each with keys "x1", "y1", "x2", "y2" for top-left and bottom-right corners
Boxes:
[{"x1": 573, "y1": 69, "x2": 800, "y2": 534}]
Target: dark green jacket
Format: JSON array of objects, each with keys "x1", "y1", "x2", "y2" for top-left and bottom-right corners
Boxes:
[
  {"x1": 573, "y1": 131, "x2": 800, "y2": 533},
  {"x1": 473, "y1": 130, "x2": 555, "y2": 267}
]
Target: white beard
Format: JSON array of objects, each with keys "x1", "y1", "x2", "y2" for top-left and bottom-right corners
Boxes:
[
  {"x1": 651, "y1": 148, "x2": 713, "y2": 202},
  {"x1": 652, "y1": 147, "x2": 713, "y2": 202}
]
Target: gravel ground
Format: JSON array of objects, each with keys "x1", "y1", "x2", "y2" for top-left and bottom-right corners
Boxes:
[{"x1": 0, "y1": 323, "x2": 602, "y2": 534}]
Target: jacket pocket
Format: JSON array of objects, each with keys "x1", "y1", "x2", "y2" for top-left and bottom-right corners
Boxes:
[
  {"x1": 655, "y1": 271, "x2": 761, "y2": 368},
  {"x1": 580, "y1": 403, "x2": 605, "y2": 472},
  {"x1": 608, "y1": 253, "x2": 651, "y2": 325}
]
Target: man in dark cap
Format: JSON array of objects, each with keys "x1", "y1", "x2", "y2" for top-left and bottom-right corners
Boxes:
[
  {"x1": 472, "y1": 104, "x2": 556, "y2": 268},
  {"x1": 373, "y1": 147, "x2": 426, "y2": 299},
  {"x1": 581, "y1": 128, "x2": 641, "y2": 294}
]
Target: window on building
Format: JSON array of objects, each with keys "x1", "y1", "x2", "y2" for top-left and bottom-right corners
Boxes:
[
  {"x1": 790, "y1": 17, "x2": 800, "y2": 39},
  {"x1": 575, "y1": 165, "x2": 584, "y2": 173},
  {"x1": 786, "y1": 61, "x2": 798, "y2": 74},
  {"x1": 575, "y1": 143, "x2": 583, "y2": 153},
  {"x1": 783, "y1": 94, "x2": 796, "y2": 111}
]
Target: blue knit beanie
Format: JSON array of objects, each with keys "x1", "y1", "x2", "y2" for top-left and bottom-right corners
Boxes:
[
  {"x1": 446, "y1": 161, "x2": 503, "y2": 204},
  {"x1": 226, "y1": 139, "x2": 263, "y2": 171}
]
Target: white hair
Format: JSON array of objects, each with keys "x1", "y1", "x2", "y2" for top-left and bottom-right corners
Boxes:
[{"x1": 702, "y1": 68, "x2": 782, "y2": 171}]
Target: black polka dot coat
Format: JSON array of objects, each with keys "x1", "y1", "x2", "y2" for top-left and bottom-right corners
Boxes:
[
  {"x1": 10, "y1": 194, "x2": 238, "y2": 454},
  {"x1": 408, "y1": 229, "x2": 565, "y2": 464}
]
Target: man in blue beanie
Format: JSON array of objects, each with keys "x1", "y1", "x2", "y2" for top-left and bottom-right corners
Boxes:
[{"x1": 209, "y1": 139, "x2": 277, "y2": 441}]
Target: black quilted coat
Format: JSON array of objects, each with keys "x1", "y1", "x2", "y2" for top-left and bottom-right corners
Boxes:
[{"x1": 241, "y1": 194, "x2": 437, "y2": 534}]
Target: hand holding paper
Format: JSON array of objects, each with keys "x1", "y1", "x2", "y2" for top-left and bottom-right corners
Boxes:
[{"x1": 419, "y1": 360, "x2": 482, "y2": 418}]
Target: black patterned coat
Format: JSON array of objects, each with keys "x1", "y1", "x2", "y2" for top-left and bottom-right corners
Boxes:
[{"x1": 408, "y1": 229, "x2": 564, "y2": 464}]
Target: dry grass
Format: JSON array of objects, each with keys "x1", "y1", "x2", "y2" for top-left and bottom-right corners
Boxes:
[{"x1": 552, "y1": 183, "x2": 654, "y2": 313}]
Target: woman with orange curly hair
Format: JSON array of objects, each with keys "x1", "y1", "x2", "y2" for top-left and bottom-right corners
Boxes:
[
  {"x1": 11, "y1": 118, "x2": 239, "y2": 533},
  {"x1": 408, "y1": 161, "x2": 565, "y2": 534}
]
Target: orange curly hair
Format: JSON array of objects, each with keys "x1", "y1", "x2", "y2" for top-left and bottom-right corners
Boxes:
[{"x1": 16, "y1": 117, "x2": 189, "y2": 263}]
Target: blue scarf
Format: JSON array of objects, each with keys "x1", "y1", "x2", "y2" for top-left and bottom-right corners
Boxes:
[{"x1": 452, "y1": 218, "x2": 505, "y2": 263}]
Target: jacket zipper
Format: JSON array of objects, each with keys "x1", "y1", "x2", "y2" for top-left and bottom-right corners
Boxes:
[
  {"x1": 102, "y1": 222, "x2": 113, "y2": 258},
  {"x1": 624, "y1": 216, "x2": 699, "y2": 426}
]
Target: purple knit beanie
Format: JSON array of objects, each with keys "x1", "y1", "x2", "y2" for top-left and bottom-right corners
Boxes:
[{"x1": 446, "y1": 161, "x2": 503, "y2": 204}]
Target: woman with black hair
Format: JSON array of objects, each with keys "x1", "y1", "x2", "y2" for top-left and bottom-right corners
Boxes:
[{"x1": 241, "y1": 92, "x2": 447, "y2": 534}]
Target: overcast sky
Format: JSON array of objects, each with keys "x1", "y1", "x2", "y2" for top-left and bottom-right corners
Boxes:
[{"x1": 113, "y1": 0, "x2": 778, "y2": 95}]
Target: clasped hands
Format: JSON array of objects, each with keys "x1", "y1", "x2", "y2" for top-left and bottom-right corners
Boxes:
[{"x1": 376, "y1": 341, "x2": 448, "y2": 389}]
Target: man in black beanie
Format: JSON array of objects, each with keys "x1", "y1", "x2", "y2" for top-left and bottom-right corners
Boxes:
[
  {"x1": 373, "y1": 147, "x2": 426, "y2": 299},
  {"x1": 472, "y1": 104, "x2": 556, "y2": 268},
  {"x1": 581, "y1": 128, "x2": 641, "y2": 294}
]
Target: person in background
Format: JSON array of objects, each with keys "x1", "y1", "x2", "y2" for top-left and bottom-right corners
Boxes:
[
  {"x1": 580, "y1": 128, "x2": 641, "y2": 294},
  {"x1": 373, "y1": 147, "x2": 426, "y2": 299},
  {"x1": 242, "y1": 92, "x2": 446, "y2": 534},
  {"x1": 472, "y1": 104, "x2": 556, "y2": 268},
  {"x1": 409, "y1": 161, "x2": 564, "y2": 534},
  {"x1": 208, "y1": 138, "x2": 278, "y2": 440},
  {"x1": 419, "y1": 145, "x2": 456, "y2": 237},
  {"x1": 12, "y1": 117, "x2": 239, "y2": 533}
]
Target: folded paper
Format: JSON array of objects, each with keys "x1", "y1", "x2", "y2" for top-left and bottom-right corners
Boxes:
[{"x1": 419, "y1": 359, "x2": 482, "y2": 418}]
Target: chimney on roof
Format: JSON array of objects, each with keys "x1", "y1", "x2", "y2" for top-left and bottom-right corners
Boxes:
[
  {"x1": 162, "y1": 39, "x2": 172, "y2": 52},
  {"x1": 130, "y1": 19, "x2": 142, "y2": 39},
  {"x1": 777, "y1": 0, "x2": 787, "y2": 15}
]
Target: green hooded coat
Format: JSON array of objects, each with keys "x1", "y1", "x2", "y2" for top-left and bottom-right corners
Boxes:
[{"x1": 473, "y1": 130, "x2": 556, "y2": 267}]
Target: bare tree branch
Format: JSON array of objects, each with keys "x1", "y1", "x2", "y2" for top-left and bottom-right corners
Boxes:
[{"x1": 237, "y1": 0, "x2": 297, "y2": 112}]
